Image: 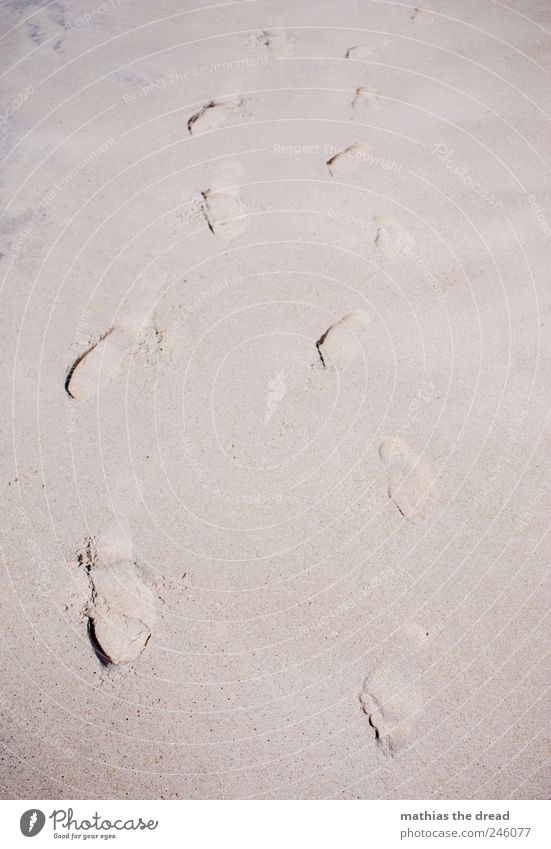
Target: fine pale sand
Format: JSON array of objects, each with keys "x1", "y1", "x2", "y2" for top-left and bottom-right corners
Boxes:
[{"x1": 1, "y1": 0, "x2": 550, "y2": 800}]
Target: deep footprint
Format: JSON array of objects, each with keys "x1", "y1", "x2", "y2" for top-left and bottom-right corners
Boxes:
[
  {"x1": 187, "y1": 98, "x2": 243, "y2": 135},
  {"x1": 316, "y1": 309, "x2": 370, "y2": 369},
  {"x1": 65, "y1": 329, "x2": 126, "y2": 401},
  {"x1": 379, "y1": 437, "x2": 439, "y2": 519},
  {"x1": 79, "y1": 535, "x2": 155, "y2": 665},
  {"x1": 66, "y1": 313, "x2": 170, "y2": 399}
]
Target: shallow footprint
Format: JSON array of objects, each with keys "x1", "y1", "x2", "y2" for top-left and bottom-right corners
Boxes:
[
  {"x1": 201, "y1": 185, "x2": 247, "y2": 241},
  {"x1": 346, "y1": 45, "x2": 371, "y2": 60},
  {"x1": 374, "y1": 214, "x2": 416, "y2": 262},
  {"x1": 187, "y1": 97, "x2": 243, "y2": 135},
  {"x1": 345, "y1": 39, "x2": 392, "y2": 60},
  {"x1": 411, "y1": 5, "x2": 436, "y2": 26},
  {"x1": 65, "y1": 330, "x2": 127, "y2": 401},
  {"x1": 352, "y1": 85, "x2": 380, "y2": 116},
  {"x1": 123, "y1": 308, "x2": 175, "y2": 368},
  {"x1": 80, "y1": 533, "x2": 155, "y2": 665},
  {"x1": 379, "y1": 437, "x2": 439, "y2": 519},
  {"x1": 360, "y1": 667, "x2": 422, "y2": 754},
  {"x1": 360, "y1": 623, "x2": 428, "y2": 754},
  {"x1": 326, "y1": 143, "x2": 370, "y2": 177},
  {"x1": 249, "y1": 29, "x2": 295, "y2": 56},
  {"x1": 316, "y1": 309, "x2": 370, "y2": 369}
]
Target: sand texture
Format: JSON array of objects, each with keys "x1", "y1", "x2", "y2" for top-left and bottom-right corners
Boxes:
[{"x1": 1, "y1": 0, "x2": 550, "y2": 800}]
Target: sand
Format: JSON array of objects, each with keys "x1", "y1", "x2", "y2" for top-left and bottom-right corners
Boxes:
[{"x1": 0, "y1": 0, "x2": 550, "y2": 800}]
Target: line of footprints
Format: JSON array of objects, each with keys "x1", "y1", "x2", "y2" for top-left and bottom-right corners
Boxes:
[
  {"x1": 67, "y1": 306, "x2": 439, "y2": 756},
  {"x1": 67, "y1": 20, "x2": 438, "y2": 756},
  {"x1": 183, "y1": 28, "x2": 422, "y2": 249},
  {"x1": 66, "y1": 309, "x2": 439, "y2": 525}
]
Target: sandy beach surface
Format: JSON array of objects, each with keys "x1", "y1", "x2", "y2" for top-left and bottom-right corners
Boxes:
[{"x1": 1, "y1": 0, "x2": 550, "y2": 799}]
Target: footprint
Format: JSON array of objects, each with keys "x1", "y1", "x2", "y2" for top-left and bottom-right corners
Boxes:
[
  {"x1": 124, "y1": 309, "x2": 169, "y2": 368},
  {"x1": 79, "y1": 530, "x2": 155, "y2": 665},
  {"x1": 326, "y1": 142, "x2": 370, "y2": 177},
  {"x1": 411, "y1": 5, "x2": 436, "y2": 26},
  {"x1": 352, "y1": 86, "x2": 381, "y2": 116},
  {"x1": 66, "y1": 311, "x2": 171, "y2": 399},
  {"x1": 177, "y1": 196, "x2": 205, "y2": 227},
  {"x1": 360, "y1": 668, "x2": 422, "y2": 754},
  {"x1": 345, "y1": 45, "x2": 374, "y2": 60},
  {"x1": 187, "y1": 97, "x2": 243, "y2": 135},
  {"x1": 379, "y1": 437, "x2": 439, "y2": 519},
  {"x1": 248, "y1": 30, "x2": 296, "y2": 56},
  {"x1": 360, "y1": 623, "x2": 428, "y2": 754},
  {"x1": 94, "y1": 520, "x2": 133, "y2": 562},
  {"x1": 65, "y1": 329, "x2": 127, "y2": 401},
  {"x1": 201, "y1": 185, "x2": 247, "y2": 241},
  {"x1": 345, "y1": 40, "x2": 392, "y2": 60},
  {"x1": 316, "y1": 309, "x2": 370, "y2": 369},
  {"x1": 131, "y1": 324, "x2": 164, "y2": 367},
  {"x1": 374, "y1": 214, "x2": 416, "y2": 262}
]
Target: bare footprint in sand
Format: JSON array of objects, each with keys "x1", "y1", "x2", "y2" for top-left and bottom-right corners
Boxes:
[
  {"x1": 352, "y1": 86, "x2": 381, "y2": 116},
  {"x1": 248, "y1": 30, "x2": 296, "y2": 56},
  {"x1": 346, "y1": 45, "x2": 371, "y2": 60},
  {"x1": 65, "y1": 329, "x2": 127, "y2": 401},
  {"x1": 374, "y1": 214, "x2": 416, "y2": 262},
  {"x1": 379, "y1": 437, "x2": 439, "y2": 520},
  {"x1": 360, "y1": 667, "x2": 422, "y2": 753},
  {"x1": 123, "y1": 308, "x2": 177, "y2": 368},
  {"x1": 79, "y1": 530, "x2": 155, "y2": 665},
  {"x1": 345, "y1": 40, "x2": 392, "y2": 60},
  {"x1": 411, "y1": 5, "x2": 436, "y2": 26},
  {"x1": 360, "y1": 623, "x2": 428, "y2": 754},
  {"x1": 66, "y1": 311, "x2": 173, "y2": 399},
  {"x1": 187, "y1": 97, "x2": 244, "y2": 135},
  {"x1": 326, "y1": 143, "x2": 370, "y2": 177},
  {"x1": 316, "y1": 309, "x2": 370, "y2": 369},
  {"x1": 201, "y1": 185, "x2": 247, "y2": 241}
]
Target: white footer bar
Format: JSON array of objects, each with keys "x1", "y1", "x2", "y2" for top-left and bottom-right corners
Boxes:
[{"x1": 2, "y1": 799, "x2": 549, "y2": 848}]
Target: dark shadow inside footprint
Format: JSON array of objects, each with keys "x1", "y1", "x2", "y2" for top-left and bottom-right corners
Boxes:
[
  {"x1": 315, "y1": 330, "x2": 329, "y2": 367},
  {"x1": 368, "y1": 714, "x2": 381, "y2": 742},
  {"x1": 65, "y1": 328, "x2": 115, "y2": 399},
  {"x1": 87, "y1": 618, "x2": 111, "y2": 667},
  {"x1": 188, "y1": 101, "x2": 215, "y2": 133},
  {"x1": 65, "y1": 344, "x2": 94, "y2": 398}
]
